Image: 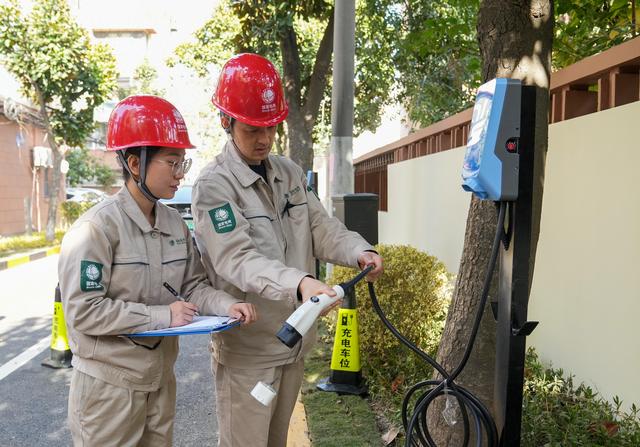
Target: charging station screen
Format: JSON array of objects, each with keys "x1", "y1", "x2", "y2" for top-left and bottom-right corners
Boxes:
[{"x1": 462, "y1": 81, "x2": 495, "y2": 185}]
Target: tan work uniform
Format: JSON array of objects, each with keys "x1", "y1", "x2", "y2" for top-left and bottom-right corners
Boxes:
[
  {"x1": 59, "y1": 186, "x2": 241, "y2": 447},
  {"x1": 193, "y1": 141, "x2": 373, "y2": 447}
]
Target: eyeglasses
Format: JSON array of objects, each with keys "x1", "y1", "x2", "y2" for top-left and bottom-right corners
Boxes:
[{"x1": 152, "y1": 158, "x2": 192, "y2": 176}]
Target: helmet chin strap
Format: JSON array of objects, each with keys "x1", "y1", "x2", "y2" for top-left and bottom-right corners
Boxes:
[{"x1": 117, "y1": 147, "x2": 160, "y2": 202}]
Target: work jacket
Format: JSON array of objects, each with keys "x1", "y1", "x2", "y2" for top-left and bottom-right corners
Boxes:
[
  {"x1": 58, "y1": 186, "x2": 241, "y2": 391},
  {"x1": 192, "y1": 141, "x2": 373, "y2": 369}
]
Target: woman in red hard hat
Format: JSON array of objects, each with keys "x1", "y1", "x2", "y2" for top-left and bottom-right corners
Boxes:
[
  {"x1": 193, "y1": 54, "x2": 383, "y2": 446},
  {"x1": 58, "y1": 95, "x2": 256, "y2": 446}
]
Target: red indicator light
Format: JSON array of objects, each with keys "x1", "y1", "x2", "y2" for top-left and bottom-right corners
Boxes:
[{"x1": 506, "y1": 138, "x2": 518, "y2": 153}]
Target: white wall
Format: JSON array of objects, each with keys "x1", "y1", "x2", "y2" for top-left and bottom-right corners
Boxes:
[
  {"x1": 380, "y1": 147, "x2": 470, "y2": 272},
  {"x1": 379, "y1": 101, "x2": 640, "y2": 409},
  {"x1": 528, "y1": 101, "x2": 640, "y2": 409}
]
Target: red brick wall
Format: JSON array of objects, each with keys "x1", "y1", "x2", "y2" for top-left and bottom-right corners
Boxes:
[{"x1": 0, "y1": 116, "x2": 63, "y2": 236}]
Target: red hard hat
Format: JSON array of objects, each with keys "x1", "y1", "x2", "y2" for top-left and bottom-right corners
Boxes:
[
  {"x1": 212, "y1": 53, "x2": 288, "y2": 127},
  {"x1": 106, "y1": 95, "x2": 195, "y2": 151}
]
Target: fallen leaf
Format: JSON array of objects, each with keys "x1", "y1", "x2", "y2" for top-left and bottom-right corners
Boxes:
[{"x1": 382, "y1": 427, "x2": 400, "y2": 445}]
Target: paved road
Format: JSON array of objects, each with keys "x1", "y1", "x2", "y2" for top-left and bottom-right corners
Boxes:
[{"x1": 0, "y1": 256, "x2": 219, "y2": 446}]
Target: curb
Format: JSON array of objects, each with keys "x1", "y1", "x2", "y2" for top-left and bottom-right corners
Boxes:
[
  {"x1": 0, "y1": 245, "x2": 60, "y2": 271},
  {"x1": 287, "y1": 393, "x2": 311, "y2": 447}
]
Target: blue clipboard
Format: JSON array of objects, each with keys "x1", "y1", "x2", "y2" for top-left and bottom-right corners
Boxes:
[{"x1": 127, "y1": 316, "x2": 240, "y2": 337}]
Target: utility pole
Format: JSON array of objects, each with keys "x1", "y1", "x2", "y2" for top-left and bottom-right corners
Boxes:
[{"x1": 329, "y1": 0, "x2": 356, "y2": 201}]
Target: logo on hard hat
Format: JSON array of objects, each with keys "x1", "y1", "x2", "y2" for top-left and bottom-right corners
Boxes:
[
  {"x1": 172, "y1": 109, "x2": 187, "y2": 132},
  {"x1": 262, "y1": 88, "x2": 275, "y2": 104}
]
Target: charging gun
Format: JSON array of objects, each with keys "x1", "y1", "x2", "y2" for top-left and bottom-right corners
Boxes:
[{"x1": 276, "y1": 266, "x2": 373, "y2": 348}]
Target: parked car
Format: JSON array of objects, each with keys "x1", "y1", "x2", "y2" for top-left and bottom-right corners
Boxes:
[
  {"x1": 65, "y1": 187, "x2": 108, "y2": 203},
  {"x1": 160, "y1": 185, "x2": 194, "y2": 232}
]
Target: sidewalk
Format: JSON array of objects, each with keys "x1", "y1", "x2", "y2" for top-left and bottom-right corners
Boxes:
[{"x1": 0, "y1": 245, "x2": 60, "y2": 271}]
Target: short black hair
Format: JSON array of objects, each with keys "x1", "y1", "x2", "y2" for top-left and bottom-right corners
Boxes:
[{"x1": 120, "y1": 146, "x2": 159, "y2": 181}]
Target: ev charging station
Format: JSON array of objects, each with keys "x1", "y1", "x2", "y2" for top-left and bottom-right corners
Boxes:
[
  {"x1": 277, "y1": 76, "x2": 543, "y2": 446},
  {"x1": 462, "y1": 77, "x2": 539, "y2": 446}
]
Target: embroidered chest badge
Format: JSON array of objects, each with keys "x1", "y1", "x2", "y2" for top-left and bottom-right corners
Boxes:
[
  {"x1": 80, "y1": 260, "x2": 104, "y2": 292},
  {"x1": 209, "y1": 203, "x2": 237, "y2": 233}
]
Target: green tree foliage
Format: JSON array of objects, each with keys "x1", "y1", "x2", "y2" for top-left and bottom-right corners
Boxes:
[
  {"x1": 554, "y1": 0, "x2": 640, "y2": 68},
  {"x1": 0, "y1": 0, "x2": 117, "y2": 240},
  {"x1": 170, "y1": 0, "x2": 395, "y2": 171},
  {"x1": 390, "y1": 0, "x2": 638, "y2": 127},
  {"x1": 66, "y1": 147, "x2": 115, "y2": 189},
  {"x1": 118, "y1": 58, "x2": 166, "y2": 99},
  {"x1": 392, "y1": 0, "x2": 481, "y2": 127}
]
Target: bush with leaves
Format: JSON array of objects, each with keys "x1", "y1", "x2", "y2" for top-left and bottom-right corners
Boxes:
[
  {"x1": 522, "y1": 348, "x2": 640, "y2": 446},
  {"x1": 326, "y1": 244, "x2": 452, "y2": 405},
  {"x1": 59, "y1": 201, "x2": 95, "y2": 228}
]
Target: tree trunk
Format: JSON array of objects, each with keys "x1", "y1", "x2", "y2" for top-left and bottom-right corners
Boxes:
[
  {"x1": 286, "y1": 112, "x2": 314, "y2": 172},
  {"x1": 425, "y1": 198, "x2": 499, "y2": 446},
  {"x1": 425, "y1": 1, "x2": 553, "y2": 444},
  {"x1": 33, "y1": 81, "x2": 62, "y2": 241},
  {"x1": 279, "y1": 12, "x2": 334, "y2": 173}
]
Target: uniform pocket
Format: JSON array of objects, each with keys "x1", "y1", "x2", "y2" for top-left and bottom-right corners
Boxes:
[
  {"x1": 242, "y1": 207, "x2": 281, "y2": 259},
  {"x1": 111, "y1": 255, "x2": 150, "y2": 301},
  {"x1": 162, "y1": 243, "x2": 188, "y2": 302}
]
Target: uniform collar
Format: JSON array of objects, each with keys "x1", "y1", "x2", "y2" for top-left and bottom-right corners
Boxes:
[
  {"x1": 116, "y1": 186, "x2": 172, "y2": 235},
  {"x1": 223, "y1": 140, "x2": 283, "y2": 188}
]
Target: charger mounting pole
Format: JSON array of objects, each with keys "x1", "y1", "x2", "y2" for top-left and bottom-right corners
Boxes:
[{"x1": 494, "y1": 85, "x2": 539, "y2": 446}]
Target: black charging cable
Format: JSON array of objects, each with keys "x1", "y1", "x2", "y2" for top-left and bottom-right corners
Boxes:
[{"x1": 367, "y1": 201, "x2": 507, "y2": 447}]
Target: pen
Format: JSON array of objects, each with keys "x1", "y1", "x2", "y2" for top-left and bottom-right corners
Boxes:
[{"x1": 163, "y1": 282, "x2": 199, "y2": 316}]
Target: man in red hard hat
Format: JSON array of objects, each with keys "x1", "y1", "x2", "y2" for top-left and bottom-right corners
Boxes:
[
  {"x1": 59, "y1": 95, "x2": 256, "y2": 446},
  {"x1": 192, "y1": 54, "x2": 384, "y2": 446}
]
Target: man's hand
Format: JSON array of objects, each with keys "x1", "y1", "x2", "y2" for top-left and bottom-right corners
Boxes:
[
  {"x1": 228, "y1": 302, "x2": 258, "y2": 325},
  {"x1": 169, "y1": 301, "x2": 199, "y2": 327},
  {"x1": 297, "y1": 276, "x2": 340, "y2": 316},
  {"x1": 357, "y1": 251, "x2": 384, "y2": 281}
]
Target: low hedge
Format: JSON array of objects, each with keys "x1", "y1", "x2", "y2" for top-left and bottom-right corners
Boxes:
[
  {"x1": 523, "y1": 348, "x2": 640, "y2": 446},
  {"x1": 0, "y1": 230, "x2": 65, "y2": 258}
]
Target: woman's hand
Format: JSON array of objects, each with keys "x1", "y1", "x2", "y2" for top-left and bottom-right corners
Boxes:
[{"x1": 169, "y1": 301, "x2": 199, "y2": 327}]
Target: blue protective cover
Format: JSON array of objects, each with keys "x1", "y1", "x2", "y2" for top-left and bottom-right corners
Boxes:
[{"x1": 462, "y1": 78, "x2": 509, "y2": 200}]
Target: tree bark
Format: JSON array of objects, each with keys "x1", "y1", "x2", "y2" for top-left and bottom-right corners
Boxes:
[
  {"x1": 425, "y1": 1, "x2": 553, "y2": 444},
  {"x1": 280, "y1": 12, "x2": 334, "y2": 172}
]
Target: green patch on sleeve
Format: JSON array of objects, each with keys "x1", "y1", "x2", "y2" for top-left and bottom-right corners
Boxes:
[
  {"x1": 208, "y1": 203, "x2": 236, "y2": 234},
  {"x1": 306, "y1": 185, "x2": 319, "y2": 200},
  {"x1": 80, "y1": 260, "x2": 104, "y2": 292}
]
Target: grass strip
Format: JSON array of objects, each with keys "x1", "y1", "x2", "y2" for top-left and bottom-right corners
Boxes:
[{"x1": 301, "y1": 323, "x2": 382, "y2": 446}]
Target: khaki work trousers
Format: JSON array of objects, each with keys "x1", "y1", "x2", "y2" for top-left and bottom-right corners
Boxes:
[
  {"x1": 68, "y1": 369, "x2": 176, "y2": 447},
  {"x1": 213, "y1": 359, "x2": 304, "y2": 447}
]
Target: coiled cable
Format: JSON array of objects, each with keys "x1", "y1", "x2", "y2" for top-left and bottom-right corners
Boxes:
[{"x1": 367, "y1": 201, "x2": 507, "y2": 446}]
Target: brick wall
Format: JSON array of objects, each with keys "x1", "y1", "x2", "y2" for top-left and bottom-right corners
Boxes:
[{"x1": 0, "y1": 116, "x2": 62, "y2": 236}]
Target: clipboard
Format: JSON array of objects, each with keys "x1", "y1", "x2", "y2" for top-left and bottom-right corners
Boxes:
[{"x1": 127, "y1": 316, "x2": 240, "y2": 337}]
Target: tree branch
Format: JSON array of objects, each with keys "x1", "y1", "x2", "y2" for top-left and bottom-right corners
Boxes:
[{"x1": 301, "y1": 11, "x2": 334, "y2": 132}]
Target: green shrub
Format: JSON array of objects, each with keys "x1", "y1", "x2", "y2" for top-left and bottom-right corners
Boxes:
[
  {"x1": 0, "y1": 230, "x2": 65, "y2": 257},
  {"x1": 325, "y1": 244, "x2": 452, "y2": 404},
  {"x1": 522, "y1": 348, "x2": 640, "y2": 446},
  {"x1": 60, "y1": 200, "x2": 95, "y2": 228}
]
